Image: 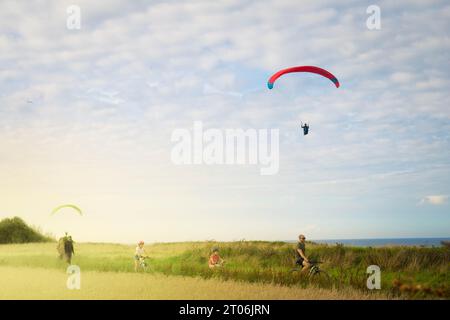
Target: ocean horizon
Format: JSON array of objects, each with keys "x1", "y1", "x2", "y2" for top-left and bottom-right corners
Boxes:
[{"x1": 305, "y1": 237, "x2": 450, "y2": 247}]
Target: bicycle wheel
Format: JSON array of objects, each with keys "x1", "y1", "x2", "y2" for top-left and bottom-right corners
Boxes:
[{"x1": 139, "y1": 259, "x2": 148, "y2": 272}]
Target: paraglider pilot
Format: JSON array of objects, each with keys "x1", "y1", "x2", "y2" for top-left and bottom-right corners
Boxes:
[{"x1": 301, "y1": 122, "x2": 309, "y2": 135}]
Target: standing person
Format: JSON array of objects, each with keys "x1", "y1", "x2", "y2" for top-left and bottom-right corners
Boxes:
[
  {"x1": 134, "y1": 241, "x2": 147, "y2": 272},
  {"x1": 295, "y1": 234, "x2": 310, "y2": 273},
  {"x1": 64, "y1": 235, "x2": 75, "y2": 264},
  {"x1": 208, "y1": 248, "x2": 224, "y2": 269}
]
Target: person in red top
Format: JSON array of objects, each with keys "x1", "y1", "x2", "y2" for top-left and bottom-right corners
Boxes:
[{"x1": 208, "y1": 248, "x2": 224, "y2": 269}]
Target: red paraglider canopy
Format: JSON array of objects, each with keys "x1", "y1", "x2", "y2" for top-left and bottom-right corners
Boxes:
[{"x1": 267, "y1": 66, "x2": 339, "y2": 89}]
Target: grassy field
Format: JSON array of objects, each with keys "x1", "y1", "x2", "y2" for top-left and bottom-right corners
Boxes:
[
  {"x1": 0, "y1": 266, "x2": 384, "y2": 300},
  {"x1": 0, "y1": 241, "x2": 448, "y2": 299}
]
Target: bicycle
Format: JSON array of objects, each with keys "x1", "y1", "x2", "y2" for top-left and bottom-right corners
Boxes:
[
  {"x1": 138, "y1": 255, "x2": 150, "y2": 272},
  {"x1": 291, "y1": 260, "x2": 332, "y2": 286}
]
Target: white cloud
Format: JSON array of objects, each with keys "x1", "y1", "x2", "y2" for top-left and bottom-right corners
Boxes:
[
  {"x1": 0, "y1": 0, "x2": 449, "y2": 241},
  {"x1": 420, "y1": 195, "x2": 449, "y2": 205},
  {"x1": 391, "y1": 72, "x2": 416, "y2": 83}
]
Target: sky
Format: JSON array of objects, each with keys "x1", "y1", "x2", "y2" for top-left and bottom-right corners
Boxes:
[{"x1": 0, "y1": 0, "x2": 449, "y2": 243}]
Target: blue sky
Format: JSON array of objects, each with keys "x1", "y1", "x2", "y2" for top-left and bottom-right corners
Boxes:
[{"x1": 0, "y1": 0, "x2": 449, "y2": 242}]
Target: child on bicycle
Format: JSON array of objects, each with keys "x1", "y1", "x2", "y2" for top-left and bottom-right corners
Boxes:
[
  {"x1": 134, "y1": 240, "x2": 147, "y2": 272},
  {"x1": 208, "y1": 248, "x2": 224, "y2": 269}
]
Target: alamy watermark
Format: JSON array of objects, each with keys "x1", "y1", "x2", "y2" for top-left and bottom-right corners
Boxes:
[
  {"x1": 366, "y1": 5, "x2": 381, "y2": 30},
  {"x1": 171, "y1": 121, "x2": 279, "y2": 175},
  {"x1": 66, "y1": 5, "x2": 81, "y2": 30},
  {"x1": 66, "y1": 265, "x2": 81, "y2": 290},
  {"x1": 366, "y1": 265, "x2": 381, "y2": 289}
]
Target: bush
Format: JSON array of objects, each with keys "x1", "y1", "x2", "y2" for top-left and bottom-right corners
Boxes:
[{"x1": 0, "y1": 217, "x2": 53, "y2": 244}]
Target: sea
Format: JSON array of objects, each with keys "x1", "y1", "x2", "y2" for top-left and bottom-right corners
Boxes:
[{"x1": 307, "y1": 237, "x2": 450, "y2": 247}]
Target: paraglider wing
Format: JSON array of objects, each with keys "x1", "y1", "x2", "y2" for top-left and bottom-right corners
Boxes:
[
  {"x1": 51, "y1": 204, "x2": 83, "y2": 216},
  {"x1": 267, "y1": 66, "x2": 340, "y2": 89}
]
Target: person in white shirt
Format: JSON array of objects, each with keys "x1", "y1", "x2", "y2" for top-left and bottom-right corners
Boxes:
[{"x1": 134, "y1": 240, "x2": 147, "y2": 272}]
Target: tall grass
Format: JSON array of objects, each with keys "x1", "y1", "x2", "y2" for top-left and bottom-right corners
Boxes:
[
  {"x1": 0, "y1": 241, "x2": 448, "y2": 298},
  {"x1": 148, "y1": 241, "x2": 449, "y2": 298}
]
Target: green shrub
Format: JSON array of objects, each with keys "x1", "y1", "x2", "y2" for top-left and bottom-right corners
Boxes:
[{"x1": 0, "y1": 217, "x2": 53, "y2": 244}]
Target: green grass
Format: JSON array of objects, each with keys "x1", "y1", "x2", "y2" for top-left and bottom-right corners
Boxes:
[
  {"x1": 0, "y1": 241, "x2": 448, "y2": 299},
  {"x1": 148, "y1": 241, "x2": 450, "y2": 298}
]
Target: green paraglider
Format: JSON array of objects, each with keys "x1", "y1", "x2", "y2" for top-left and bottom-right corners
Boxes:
[{"x1": 51, "y1": 204, "x2": 83, "y2": 216}]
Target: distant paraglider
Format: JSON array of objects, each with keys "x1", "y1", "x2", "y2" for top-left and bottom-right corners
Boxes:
[
  {"x1": 267, "y1": 66, "x2": 340, "y2": 89},
  {"x1": 51, "y1": 204, "x2": 83, "y2": 216},
  {"x1": 267, "y1": 66, "x2": 340, "y2": 136},
  {"x1": 51, "y1": 205, "x2": 81, "y2": 264}
]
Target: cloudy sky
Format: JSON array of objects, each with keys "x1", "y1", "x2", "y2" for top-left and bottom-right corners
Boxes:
[{"x1": 0, "y1": 0, "x2": 449, "y2": 243}]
